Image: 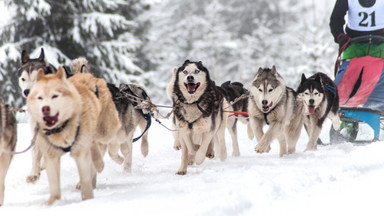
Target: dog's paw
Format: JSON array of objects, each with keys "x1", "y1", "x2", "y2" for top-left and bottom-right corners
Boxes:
[
  {"x1": 206, "y1": 151, "x2": 215, "y2": 159},
  {"x1": 26, "y1": 173, "x2": 40, "y2": 183},
  {"x1": 110, "y1": 155, "x2": 124, "y2": 165},
  {"x1": 232, "y1": 150, "x2": 240, "y2": 157},
  {"x1": 44, "y1": 195, "x2": 60, "y2": 205},
  {"x1": 254, "y1": 142, "x2": 270, "y2": 154},
  {"x1": 195, "y1": 152, "x2": 206, "y2": 165},
  {"x1": 304, "y1": 143, "x2": 317, "y2": 151},
  {"x1": 76, "y1": 182, "x2": 81, "y2": 190},
  {"x1": 173, "y1": 145, "x2": 181, "y2": 151},
  {"x1": 332, "y1": 119, "x2": 341, "y2": 131},
  {"x1": 176, "y1": 170, "x2": 187, "y2": 175},
  {"x1": 93, "y1": 159, "x2": 104, "y2": 173}
]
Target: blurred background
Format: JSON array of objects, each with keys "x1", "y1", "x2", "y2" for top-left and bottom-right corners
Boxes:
[{"x1": 0, "y1": 0, "x2": 337, "y2": 108}]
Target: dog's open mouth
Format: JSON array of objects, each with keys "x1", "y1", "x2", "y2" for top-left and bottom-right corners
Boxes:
[
  {"x1": 262, "y1": 102, "x2": 273, "y2": 112},
  {"x1": 308, "y1": 105, "x2": 315, "y2": 114},
  {"x1": 43, "y1": 113, "x2": 59, "y2": 127},
  {"x1": 185, "y1": 82, "x2": 200, "y2": 94}
]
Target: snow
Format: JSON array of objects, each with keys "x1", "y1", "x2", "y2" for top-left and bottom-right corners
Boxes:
[{"x1": 1, "y1": 116, "x2": 384, "y2": 216}]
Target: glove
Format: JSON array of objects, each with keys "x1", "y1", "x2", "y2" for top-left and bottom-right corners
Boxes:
[{"x1": 337, "y1": 33, "x2": 351, "y2": 51}]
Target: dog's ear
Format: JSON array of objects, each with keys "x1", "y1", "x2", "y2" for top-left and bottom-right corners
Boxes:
[
  {"x1": 184, "y1": 59, "x2": 190, "y2": 64},
  {"x1": 315, "y1": 73, "x2": 321, "y2": 82},
  {"x1": 21, "y1": 50, "x2": 29, "y2": 64},
  {"x1": 38, "y1": 48, "x2": 45, "y2": 62},
  {"x1": 36, "y1": 68, "x2": 45, "y2": 82},
  {"x1": 56, "y1": 66, "x2": 66, "y2": 80},
  {"x1": 271, "y1": 65, "x2": 277, "y2": 75},
  {"x1": 300, "y1": 74, "x2": 307, "y2": 84}
]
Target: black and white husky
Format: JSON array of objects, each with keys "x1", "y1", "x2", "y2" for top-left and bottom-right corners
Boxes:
[
  {"x1": 219, "y1": 81, "x2": 253, "y2": 156},
  {"x1": 168, "y1": 60, "x2": 229, "y2": 175},
  {"x1": 248, "y1": 66, "x2": 304, "y2": 157},
  {"x1": 296, "y1": 72, "x2": 341, "y2": 150}
]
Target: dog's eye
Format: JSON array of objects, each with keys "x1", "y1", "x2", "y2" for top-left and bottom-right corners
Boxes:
[
  {"x1": 194, "y1": 70, "x2": 200, "y2": 74},
  {"x1": 258, "y1": 88, "x2": 263, "y2": 92},
  {"x1": 21, "y1": 78, "x2": 25, "y2": 82},
  {"x1": 314, "y1": 92, "x2": 319, "y2": 95},
  {"x1": 52, "y1": 95, "x2": 58, "y2": 99},
  {"x1": 268, "y1": 89, "x2": 273, "y2": 93},
  {"x1": 183, "y1": 70, "x2": 188, "y2": 74},
  {"x1": 37, "y1": 96, "x2": 43, "y2": 100}
]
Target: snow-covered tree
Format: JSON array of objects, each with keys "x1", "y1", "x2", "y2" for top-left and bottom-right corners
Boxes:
[
  {"x1": 0, "y1": 0, "x2": 149, "y2": 107},
  {"x1": 142, "y1": 0, "x2": 322, "y2": 103}
]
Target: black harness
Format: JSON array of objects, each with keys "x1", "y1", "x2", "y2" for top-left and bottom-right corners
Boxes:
[
  {"x1": 179, "y1": 97, "x2": 209, "y2": 129},
  {"x1": 43, "y1": 121, "x2": 81, "y2": 153},
  {"x1": 124, "y1": 86, "x2": 152, "y2": 143}
]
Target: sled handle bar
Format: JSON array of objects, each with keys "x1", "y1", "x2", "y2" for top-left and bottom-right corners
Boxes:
[{"x1": 351, "y1": 35, "x2": 384, "y2": 43}]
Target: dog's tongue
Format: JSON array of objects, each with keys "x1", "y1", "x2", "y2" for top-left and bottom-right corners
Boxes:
[
  {"x1": 43, "y1": 113, "x2": 59, "y2": 127},
  {"x1": 308, "y1": 105, "x2": 315, "y2": 114},
  {"x1": 187, "y1": 83, "x2": 197, "y2": 93}
]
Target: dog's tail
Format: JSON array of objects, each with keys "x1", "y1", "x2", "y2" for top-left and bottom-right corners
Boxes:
[{"x1": 71, "y1": 57, "x2": 91, "y2": 74}]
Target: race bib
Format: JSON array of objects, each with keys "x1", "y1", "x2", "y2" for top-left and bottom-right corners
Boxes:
[{"x1": 348, "y1": 0, "x2": 384, "y2": 31}]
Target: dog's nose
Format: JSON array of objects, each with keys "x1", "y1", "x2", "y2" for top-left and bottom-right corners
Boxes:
[
  {"x1": 187, "y1": 75, "x2": 194, "y2": 82},
  {"x1": 24, "y1": 89, "x2": 30, "y2": 97},
  {"x1": 309, "y1": 99, "x2": 314, "y2": 105},
  {"x1": 42, "y1": 106, "x2": 50, "y2": 115},
  {"x1": 262, "y1": 100, "x2": 268, "y2": 106}
]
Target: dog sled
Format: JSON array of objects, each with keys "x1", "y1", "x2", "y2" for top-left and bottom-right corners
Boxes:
[{"x1": 330, "y1": 35, "x2": 384, "y2": 143}]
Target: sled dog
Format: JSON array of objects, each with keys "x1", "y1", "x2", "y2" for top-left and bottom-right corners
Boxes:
[
  {"x1": 219, "y1": 81, "x2": 253, "y2": 156},
  {"x1": 0, "y1": 97, "x2": 17, "y2": 206},
  {"x1": 296, "y1": 72, "x2": 341, "y2": 150},
  {"x1": 71, "y1": 57, "x2": 150, "y2": 172},
  {"x1": 18, "y1": 48, "x2": 57, "y2": 98},
  {"x1": 248, "y1": 66, "x2": 303, "y2": 157},
  {"x1": 169, "y1": 60, "x2": 228, "y2": 175},
  {"x1": 18, "y1": 48, "x2": 72, "y2": 183},
  {"x1": 27, "y1": 66, "x2": 119, "y2": 205},
  {"x1": 106, "y1": 83, "x2": 150, "y2": 172}
]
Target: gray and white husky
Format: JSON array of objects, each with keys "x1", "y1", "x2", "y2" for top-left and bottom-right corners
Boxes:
[
  {"x1": 248, "y1": 66, "x2": 304, "y2": 157},
  {"x1": 0, "y1": 97, "x2": 17, "y2": 206},
  {"x1": 169, "y1": 60, "x2": 229, "y2": 175},
  {"x1": 296, "y1": 72, "x2": 341, "y2": 150},
  {"x1": 18, "y1": 48, "x2": 57, "y2": 98}
]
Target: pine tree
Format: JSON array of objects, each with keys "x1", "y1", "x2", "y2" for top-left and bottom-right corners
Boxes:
[{"x1": 0, "y1": 0, "x2": 149, "y2": 107}]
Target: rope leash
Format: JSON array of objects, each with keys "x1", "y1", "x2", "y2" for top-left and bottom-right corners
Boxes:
[{"x1": 3, "y1": 124, "x2": 39, "y2": 155}]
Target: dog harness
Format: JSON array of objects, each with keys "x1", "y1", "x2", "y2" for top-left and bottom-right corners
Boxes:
[
  {"x1": 124, "y1": 85, "x2": 152, "y2": 142},
  {"x1": 179, "y1": 99, "x2": 210, "y2": 129},
  {"x1": 43, "y1": 121, "x2": 81, "y2": 153}
]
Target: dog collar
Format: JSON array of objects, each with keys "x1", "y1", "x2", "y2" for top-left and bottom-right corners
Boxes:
[{"x1": 43, "y1": 120, "x2": 69, "y2": 136}]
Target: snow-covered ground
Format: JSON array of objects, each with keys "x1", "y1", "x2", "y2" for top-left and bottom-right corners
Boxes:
[{"x1": 1, "y1": 115, "x2": 384, "y2": 216}]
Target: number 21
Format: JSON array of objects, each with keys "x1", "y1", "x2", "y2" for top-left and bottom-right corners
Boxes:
[{"x1": 359, "y1": 11, "x2": 376, "y2": 27}]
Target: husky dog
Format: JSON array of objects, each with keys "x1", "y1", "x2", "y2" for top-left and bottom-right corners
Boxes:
[
  {"x1": 18, "y1": 48, "x2": 57, "y2": 98},
  {"x1": 18, "y1": 49, "x2": 72, "y2": 183},
  {"x1": 219, "y1": 81, "x2": 254, "y2": 156},
  {"x1": 169, "y1": 60, "x2": 229, "y2": 175},
  {"x1": 27, "y1": 66, "x2": 120, "y2": 205},
  {"x1": 248, "y1": 66, "x2": 304, "y2": 157},
  {"x1": 0, "y1": 97, "x2": 17, "y2": 206},
  {"x1": 296, "y1": 72, "x2": 341, "y2": 150},
  {"x1": 106, "y1": 83, "x2": 150, "y2": 172},
  {"x1": 71, "y1": 57, "x2": 150, "y2": 172}
]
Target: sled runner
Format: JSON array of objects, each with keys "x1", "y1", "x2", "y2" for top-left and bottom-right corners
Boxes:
[{"x1": 331, "y1": 35, "x2": 384, "y2": 143}]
